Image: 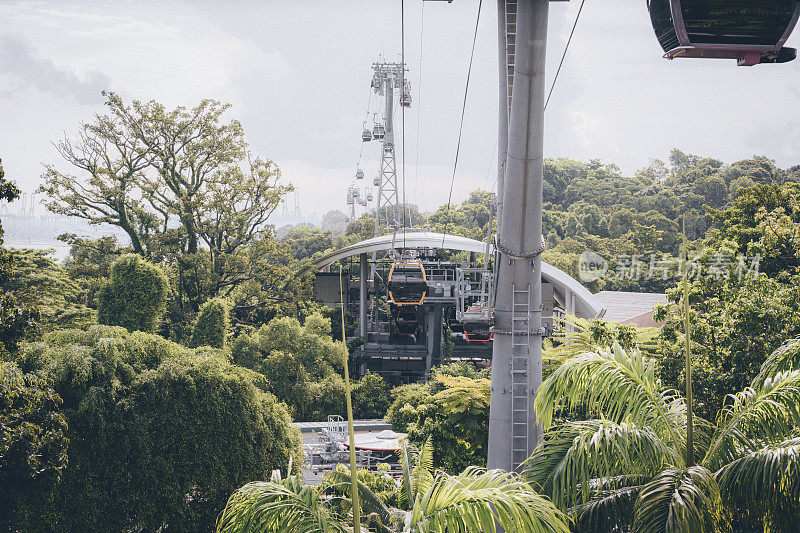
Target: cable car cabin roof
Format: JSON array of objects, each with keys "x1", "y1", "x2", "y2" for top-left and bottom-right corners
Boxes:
[{"x1": 649, "y1": 0, "x2": 800, "y2": 65}]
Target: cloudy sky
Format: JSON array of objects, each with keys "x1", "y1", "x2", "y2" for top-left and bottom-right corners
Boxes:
[{"x1": 2, "y1": 0, "x2": 800, "y2": 220}]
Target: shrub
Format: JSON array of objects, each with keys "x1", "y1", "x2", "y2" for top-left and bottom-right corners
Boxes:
[
  {"x1": 386, "y1": 368, "x2": 491, "y2": 473},
  {"x1": 191, "y1": 298, "x2": 229, "y2": 348},
  {"x1": 406, "y1": 375, "x2": 491, "y2": 473},
  {"x1": 98, "y1": 254, "x2": 169, "y2": 333},
  {"x1": 11, "y1": 327, "x2": 301, "y2": 532},
  {"x1": 385, "y1": 382, "x2": 431, "y2": 432},
  {"x1": 351, "y1": 371, "x2": 391, "y2": 419},
  {"x1": 0, "y1": 361, "x2": 68, "y2": 529}
]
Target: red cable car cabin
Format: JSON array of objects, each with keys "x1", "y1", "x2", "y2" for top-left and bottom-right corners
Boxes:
[
  {"x1": 387, "y1": 263, "x2": 427, "y2": 306},
  {"x1": 648, "y1": 0, "x2": 800, "y2": 66}
]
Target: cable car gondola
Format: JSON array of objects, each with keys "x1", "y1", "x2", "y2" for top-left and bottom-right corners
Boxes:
[
  {"x1": 387, "y1": 262, "x2": 427, "y2": 306},
  {"x1": 400, "y1": 92, "x2": 412, "y2": 108},
  {"x1": 463, "y1": 323, "x2": 493, "y2": 343},
  {"x1": 394, "y1": 307, "x2": 420, "y2": 336},
  {"x1": 373, "y1": 124, "x2": 386, "y2": 140},
  {"x1": 356, "y1": 169, "x2": 364, "y2": 180},
  {"x1": 362, "y1": 128, "x2": 372, "y2": 142},
  {"x1": 648, "y1": 0, "x2": 800, "y2": 66}
]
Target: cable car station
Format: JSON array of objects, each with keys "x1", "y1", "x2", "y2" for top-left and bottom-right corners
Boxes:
[{"x1": 301, "y1": 230, "x2": 602, "y2": 384}]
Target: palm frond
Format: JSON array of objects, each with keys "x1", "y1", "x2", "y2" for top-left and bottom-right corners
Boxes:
[
  {"x1": 323, "y1": 469, "x2": 395, "y2": 530},
  {"x1": 571, "y1": 477, "x2": 643, "y2": 533},
  {"x1": 533, "y1": 344, "x2": 686, "y2": 453},
  {"x1": 716, "y1": 436, "x2": 800, "y2": 525},
  {"x1": 407, "y1": 467, "x2": 571, "y2": 533},
  {"x1": 752, "y1": 337, "x2": 800, "y2": 386},
  {"x1": 632, "y1": 466, "x2": 725, "y2": 533},
  {"x1": 703, "y1": 370, "x2": 800, "y2": 471},
  {"x1": 524, "y1": 419, "x2": 678, "y2": 511},
  {"x1": 216, "y1": 473, "x2": 350, "y2": 533},
  {"x1": 413, "y1": 437, "x2": 435, "y2": 499},
  {"x1": 398, "y1": 438, "x2": 418, "y2": 510}
]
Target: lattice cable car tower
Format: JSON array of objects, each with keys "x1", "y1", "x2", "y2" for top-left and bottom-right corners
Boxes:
[{"x1": 368, "y1": 60, "x2": 410, "y2": 236}]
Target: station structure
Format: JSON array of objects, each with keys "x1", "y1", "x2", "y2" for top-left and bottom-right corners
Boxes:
[{"x1": 300, "y1": 230, "x2": 603, "y2": 383}]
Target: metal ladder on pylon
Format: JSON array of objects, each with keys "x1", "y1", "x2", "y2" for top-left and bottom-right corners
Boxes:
[
  {"x1": 504, "y1": 0, "x2": 517, "y2": 119},
  {"x1": 511, "y1": 283, "x2": 531, "y2": 469}
]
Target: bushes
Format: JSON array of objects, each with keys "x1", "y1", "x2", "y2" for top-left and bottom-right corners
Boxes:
[
  {"x1": 191, "y1": 298, "x2": 229, "y2": 348},
  {"x1": 230, "y1": 313, "x2": 391, "y2": 421},
  {"x1": 9, "y1": 326, "x2": 301, "y2": 532},
  {"x1": 98, "y1": 254, "x2": 169, "y2": 333},
  {"x1": 351, "y1": 371, "x2": 392, "y2": 419},
  {"x1": 385, "y1": 382, "x2": 430, "y2": 432},
  {"x1": 385, "y1": 363, "x2": 491, "y2": 473},
  {"x1": 0, "y1": 361, "x2": 69, "y2": 529}
]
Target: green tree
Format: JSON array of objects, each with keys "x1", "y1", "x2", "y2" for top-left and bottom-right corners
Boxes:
[
  {"x1": 98, "y1": 253, "x2": 169, "y2": 333},
  {"x1": 191, "y1": 297, "x2": 230, "y2": 348},
  {"x1": 707, "y1": 182, "x2": 800, "y2": 277},
  {"x1": 39, "y1": 93, "x2": 294, "y2": 319},
  {"x1": 215, "y1": 438, "x2": 570, "y2": 533},
  {"x1": 12, "y1": 325, "x2": 301, "y2": 532},
  {"x1": 527, "y1": 342, "x2": 800, "y2": 532},
  {"x1": 3, "y1": 248, "x2": 94, "y2": 330},
  {"x1": 0, "y1": 361, "x2": 69, "y2": 530},
  {"x1": 351, "y1": 371, "x2": 391, "y2": 420},
  {"x1": 406, "y1": 375, "x2": 491, "y2": 473},
  {"x1": 59, "y1": 234, "x2": 124, "y2": 309},
  {"x1": 280, "y1": 225, "x2": 334, "y2": 261},
  {"x1": 0, "y1": 159, "x2": 38, "y2": 356}
]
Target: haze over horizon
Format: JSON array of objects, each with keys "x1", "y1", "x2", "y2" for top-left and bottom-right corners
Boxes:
[{"x1": 2, "y1": 0, "x2": 800, "y2": 220}]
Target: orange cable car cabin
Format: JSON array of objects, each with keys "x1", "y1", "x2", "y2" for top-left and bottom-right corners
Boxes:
[{"x1": 387, "y1": 262, "x2": 427, "y2": 306}]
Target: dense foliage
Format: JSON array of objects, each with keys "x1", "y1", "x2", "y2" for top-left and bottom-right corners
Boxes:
[
  {"x1": 0, "y1": 361, "x2": 69, "y2": 529},
  {"x1": 216, "y1": 438, "x2": 570, "y2": 533},
  {"x1": 655, "y1": 183, "x2": 800, "y2": 420},
  {"x1": 191, "y1": 297, "x2": 230, "y2": 348},
  {"x1": 385, "y1": 362, "x2": 491, "y2": 473},
  {"x1": 0, "y1": 159, "x2": 38, "y2": 356},
  {"x1": 4, "y1": 248, "x2": 93, "y2": 330},
  {"x1": 528, "y1": 341, "x2": 800, "y2": 532},
  {"x1": 7, "y1": 326, "x2": 301, "y2": 532},
  {"x1": 98, "y1": 253, "x2": 170, "y2": 333},
  {"x1": 231, "y1": 312, "x2": 391, "y2": 421}
]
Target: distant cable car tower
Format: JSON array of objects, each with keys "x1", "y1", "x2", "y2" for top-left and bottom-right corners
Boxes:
[
  {"x1": 346, "y1": 186, "x2": 360, "y2": 220},
  {"x1": 369, "y1": 60, "x2": 408, "y2": 236}
]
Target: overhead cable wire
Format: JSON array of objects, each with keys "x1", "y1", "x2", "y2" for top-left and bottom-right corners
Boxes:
[
  {"x1": 414, "y1": 0, "x2": 429, "y2": 229},
  {"x1": 441, "y1": 0, "x2": 483, "y2": 248},
  {"x1": 401, "y1": 0, "x2": 407, "y2": 249},
  {"x1": 545, "y1": 0, "x2": 587, "y2": 111}
]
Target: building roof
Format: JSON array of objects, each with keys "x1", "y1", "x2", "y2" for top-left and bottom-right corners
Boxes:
[{"x1": 594, "y1": 291, "x2": 667, "y2": 324}]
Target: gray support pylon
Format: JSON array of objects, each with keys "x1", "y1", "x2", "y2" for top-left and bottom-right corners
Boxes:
[
  {"x1": 496, "y1": 0, "x2": 516, "y2": 228},
  {"x1": 488, "y1": 0, "x2": 549, "y2": 472}
]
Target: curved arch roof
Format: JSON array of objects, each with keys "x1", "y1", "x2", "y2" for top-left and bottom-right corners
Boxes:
[{"x1": 298, "y1": 231, "x2": 604, "y2": 319}]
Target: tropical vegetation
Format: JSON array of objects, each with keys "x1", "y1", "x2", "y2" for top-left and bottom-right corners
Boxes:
[
  {"x1": 527, "y1": 341, "x2": 800, "y2": 532},
  {"x1": 5, "y1": 87, "x2": 800, "y2": 531},
  {"x1": 216, "y1": 438, "x2": 571, "y2": 533}
]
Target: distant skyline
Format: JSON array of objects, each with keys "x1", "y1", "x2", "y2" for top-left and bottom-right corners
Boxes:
[{"x1": 2, "y1": 1, "x2": 800, "y2": 219}]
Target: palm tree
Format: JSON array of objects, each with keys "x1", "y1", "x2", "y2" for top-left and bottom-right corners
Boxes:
[
  {"x1": 525, "y1": 338, "x2": 800, "y2": 532},
  {"x1": 216, "y1": 438, "x2": 571, "y2": 533}
]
